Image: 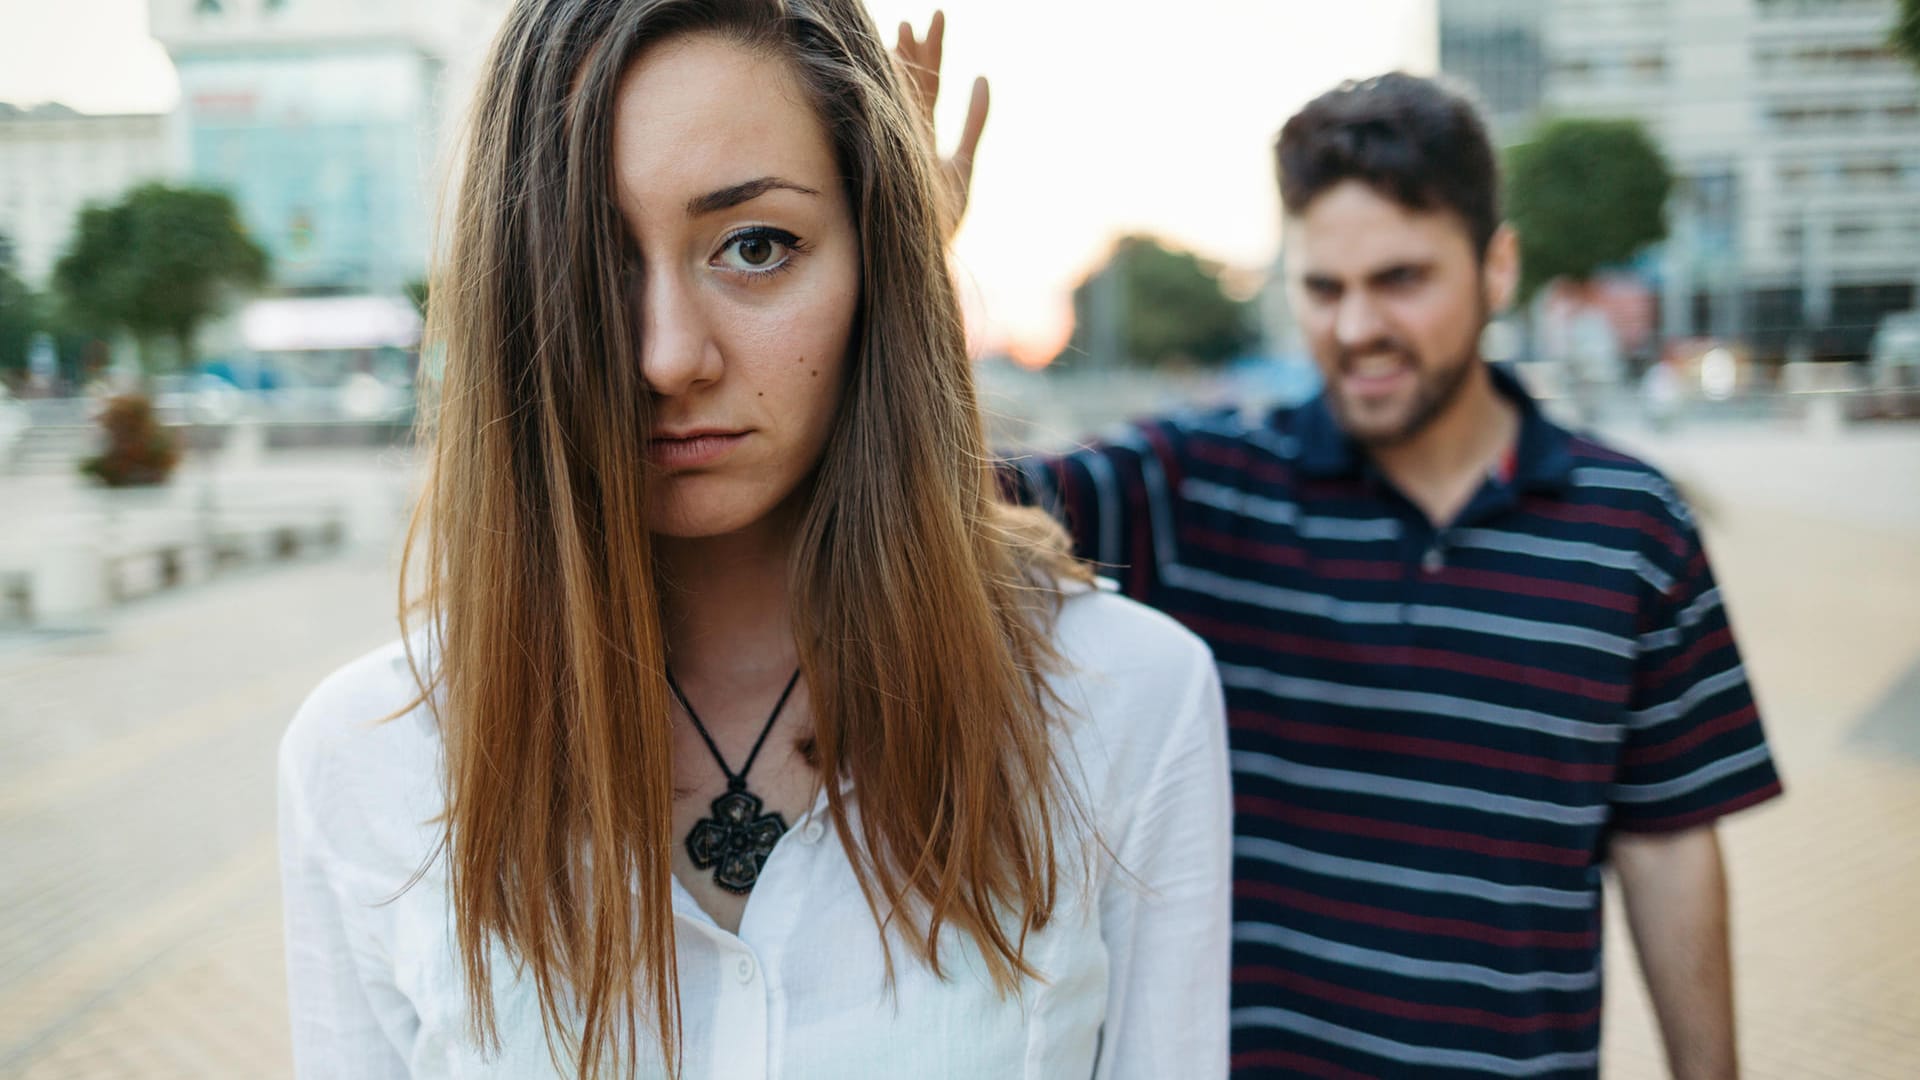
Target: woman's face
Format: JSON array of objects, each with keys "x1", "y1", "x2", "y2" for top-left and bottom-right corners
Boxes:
[{"x1": 611, "y1": 34, "x2": 860, "y2": 541}]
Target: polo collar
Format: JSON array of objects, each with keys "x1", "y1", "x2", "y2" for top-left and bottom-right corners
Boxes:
[{"x1": 1291, "y1": 362, "x2": 1575, "y2": 494}]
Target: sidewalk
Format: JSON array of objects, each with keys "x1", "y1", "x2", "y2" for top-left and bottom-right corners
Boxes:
[
  {"x1": 0, "y1": 553, "x2": 399, "y2": 1079},
  {"x1": 1, "y1": 429, "x2": 1917, "y2": 1078},
  {"x1": 1597, "y1": 486, "x2": 1920, "y2": 1068},
  {"x1": 1596, "y1": 425, "x2": 1920, "y2": 1078}
]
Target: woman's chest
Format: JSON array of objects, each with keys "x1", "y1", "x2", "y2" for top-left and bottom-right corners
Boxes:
[
  {"x1": 376, "y1": 820, "x2": 1110, "y2": 1079},
  {"x1": 668, "y1": 726, "x2": 820, "y2": 933}
]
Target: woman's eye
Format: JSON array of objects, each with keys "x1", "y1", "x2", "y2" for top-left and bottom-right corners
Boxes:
[{"x1": 716, "y1": 228, "x2": 801, "y2": 274}]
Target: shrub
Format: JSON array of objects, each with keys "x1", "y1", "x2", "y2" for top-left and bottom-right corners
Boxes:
[{"x1": 81, "y1": 394, "x2": 179, "y2": 486}]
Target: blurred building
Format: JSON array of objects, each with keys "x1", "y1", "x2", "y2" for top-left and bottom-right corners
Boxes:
[
  {"x1": 1437, "y1": 0, "x2": 1547, "y2": 138},
  {"x1": 1439, "y1": 0, "x2": 1920, "y2": 362},
  {"x1": 0, "y1": 104, "x2": 172, "y2": 284},
  {"x1": 148, "y1": 0, "x2": 508, "y2": 295}
]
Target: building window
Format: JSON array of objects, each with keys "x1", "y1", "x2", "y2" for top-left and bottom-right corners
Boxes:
[
  {"x1": 1832, "y1": 284, "x2": 1915, "y2": 334},
  {"x1": 1832, "y1": 221, "x2": 1874, "y2": 253},
  {"x1": 1840, "y1": 158, "x2": 1901, "y2": 188}
]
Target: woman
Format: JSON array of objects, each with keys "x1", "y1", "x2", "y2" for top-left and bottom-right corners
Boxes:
[{"x1": 276, "y1": 1, "x2": 1230, "y2": 1077}]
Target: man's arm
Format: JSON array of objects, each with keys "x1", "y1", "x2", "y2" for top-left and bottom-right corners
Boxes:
[
  {"x1": 1611, "y1": 825, "x2": 1738, "y2": 1080},
  {"x1": 999, "y1": 440, "x2": 1169, "y2": 600},
  {"x1": 1608, "y1": 478, "x2": 1782, "y2": 1079}
]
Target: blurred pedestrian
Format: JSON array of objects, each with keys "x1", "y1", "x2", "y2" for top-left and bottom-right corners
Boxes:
[
  {"x1": 276, "y1": 3, "x2": 1230, "y2": 1078},
  {"x1": 995, "y1": 72, "x2": 1782, "y2": 1079}
]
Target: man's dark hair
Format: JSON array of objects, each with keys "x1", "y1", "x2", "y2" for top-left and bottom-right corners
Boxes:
[{"x1": 1276, "y1": 72, "x2": 1501, "y2": 258}]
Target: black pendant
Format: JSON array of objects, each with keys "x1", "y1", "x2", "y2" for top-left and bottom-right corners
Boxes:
[{"x1": 685, "y1": 788, "x2": 787, "y2": 894}]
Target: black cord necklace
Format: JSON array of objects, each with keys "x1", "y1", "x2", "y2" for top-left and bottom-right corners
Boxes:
[{"x1": 666, "y1": 667, "x2": 803, "y2": 895}]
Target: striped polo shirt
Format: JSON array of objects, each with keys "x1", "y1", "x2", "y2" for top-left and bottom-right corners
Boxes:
[{"x1": 1005, "y1": 365, "x2": 1782, "y2": 1078}]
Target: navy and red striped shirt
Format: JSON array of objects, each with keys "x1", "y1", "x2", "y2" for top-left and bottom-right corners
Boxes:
[{"x1": 1005, "y1": 365, "x2": 1782, "y2": 1078}]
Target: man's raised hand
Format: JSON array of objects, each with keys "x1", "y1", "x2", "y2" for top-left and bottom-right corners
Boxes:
[{"x1": 894, "y1": 10, "x2": 989, "y2": 240}]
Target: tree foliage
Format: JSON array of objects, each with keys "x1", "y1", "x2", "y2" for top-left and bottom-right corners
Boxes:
[
  {"x1": 1504, "y1": 118, "x2": 1672, "y2": 302},
  {"x1": 1057, "y1": 235, "x2": 1256, "y2": 368},
  {"x1": 404, "y1": 276, "x2": 431, "y2": 317},
  {"x1": 1894, "y1": 0, "x2": 1920, "y2": 70},
  {"x1": 0, "y1": 237, "x2": 37, "y2": 381},
  {"x1": 52, "y1": 182, "x2": 269, "y2": 372}
]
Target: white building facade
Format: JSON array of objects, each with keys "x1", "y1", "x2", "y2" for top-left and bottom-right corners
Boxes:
[
  {"x1": 0, "y1": 105, "x2": 173, "y2": 284},
  {"x1": 148, "y1": 0, "x2": 508, "y2": 294},
  {"x1": 1439, "y1": 0, "x2": 1920, "y2": 360}
]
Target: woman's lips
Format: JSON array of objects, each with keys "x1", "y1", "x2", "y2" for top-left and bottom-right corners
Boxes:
[{"x1": 647, "y1": 431, "x2": 747, "y2": 469}]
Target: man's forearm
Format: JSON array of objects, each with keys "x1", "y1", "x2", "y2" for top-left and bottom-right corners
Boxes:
[{"x1": 1611, "y1": 825, "x2": 1739, "y2": 1079}]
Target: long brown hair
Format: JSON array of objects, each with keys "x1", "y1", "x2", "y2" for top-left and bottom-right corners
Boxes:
[{"x1": 399, "y1": 0, "x2": 1090, "y2": 1075}]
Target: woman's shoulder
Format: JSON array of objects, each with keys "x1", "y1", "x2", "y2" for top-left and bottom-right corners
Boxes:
[
  {"x1": 1047, "y1": 581, "x2": 1220, "y2": 745},
  {"x1": 1046, "y1": 582, "x2": 1226, "y2": 840},
  {"x1": 282, "y1": 637, "x2": 436, "y2": 755},
  {"x1": 1052, "y1": 579, "x2": 1214, "y2": 687},
  {"x1": 279, "y1": 637, "x2": 444, "y2": 853}
]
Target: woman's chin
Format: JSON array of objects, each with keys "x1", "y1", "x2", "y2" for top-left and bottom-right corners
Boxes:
[{"x1": 646, "y1": 498, "x2": 783, "y2": 543}]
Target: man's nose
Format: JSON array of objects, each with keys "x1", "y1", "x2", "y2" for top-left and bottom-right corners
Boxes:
[{"x1": 1333, "y1": 292, "x2": 1389, "y2": 350}]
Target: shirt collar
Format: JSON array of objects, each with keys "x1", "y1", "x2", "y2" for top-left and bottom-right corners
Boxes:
[{"x1": 1292, "y1": 362, "x2": 1575, "y2": 495}]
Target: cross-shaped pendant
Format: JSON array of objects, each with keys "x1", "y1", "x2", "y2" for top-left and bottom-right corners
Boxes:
[{"x1": 686, "y1": 788, "x2": 787, "y2": 894}]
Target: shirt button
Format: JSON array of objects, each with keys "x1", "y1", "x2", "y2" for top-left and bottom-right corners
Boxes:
[
  {"x1": 736, "y1": 956, "x2": 755, "y2": 984},
  {"x1": 1421, "y1": 546, "x2": 1445, "y2": 573},
  {"x1": 803, "y1": 822, "x2": 825, "y2": 843}
]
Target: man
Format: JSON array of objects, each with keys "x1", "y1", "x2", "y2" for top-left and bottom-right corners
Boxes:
[{"x1": 999, "y1": 75, "x2": 1782, "y2": 1078}]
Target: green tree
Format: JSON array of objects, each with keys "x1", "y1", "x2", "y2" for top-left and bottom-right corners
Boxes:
[
  {"x1": 1894, "y1": 0, "x2": 1920, "y2": 69},
  {"x1": 404, "y1": 275, "x2": 431, "y2": 318},
  {"x1": 1056, "y1": 235, "x2": 1256, "y2": 368},
  {"x1": 52, "y1": 182, "x2": 269, "y2": 373},
  {"x1": 1504, "y1": 118, "x2": 1672, "y2": 302},
  {"x1": 0, "y1": 235, "x2": 38, "y2": 382}
]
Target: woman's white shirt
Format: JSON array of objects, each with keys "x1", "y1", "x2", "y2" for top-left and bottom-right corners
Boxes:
[{"x1": 278, "y1": 585, "x2": 1231, "y2": 1079}]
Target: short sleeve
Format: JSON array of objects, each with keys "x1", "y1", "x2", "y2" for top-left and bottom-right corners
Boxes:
[{"x1": 1609, "y1": 523, "x2": 1783, "y2": 833}]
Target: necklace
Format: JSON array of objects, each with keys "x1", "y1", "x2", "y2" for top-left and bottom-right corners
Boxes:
[{"x1": 666, "y1": 667, "x2": 803, "y2": 895}]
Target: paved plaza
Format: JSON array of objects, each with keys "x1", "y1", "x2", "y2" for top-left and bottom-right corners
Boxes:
[{"x1": 2, "y1": 424, "x2": 1918, "y2": 1079}]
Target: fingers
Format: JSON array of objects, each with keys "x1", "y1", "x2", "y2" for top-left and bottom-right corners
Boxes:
[
  {"x1": 926, "y1": 10, "x2": 945, "y2": 81},
  {"x1": 953, "y1": 76, "x2": 989, "y2": 171},
  {"x1": 895, "y1": 16, "x2": 939, "y2": 115}
]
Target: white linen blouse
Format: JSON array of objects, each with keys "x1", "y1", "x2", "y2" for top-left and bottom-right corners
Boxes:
[{"x1": 277, "y1": 585, "x2": 1232, "y2": 1079}]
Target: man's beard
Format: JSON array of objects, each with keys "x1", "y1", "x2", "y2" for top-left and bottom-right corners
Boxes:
[{"x1": 1332, "y1": 300, "x2": 1488, "y2": 449}]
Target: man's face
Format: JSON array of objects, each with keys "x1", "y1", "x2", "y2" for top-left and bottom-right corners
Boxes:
[{"x1": 1284, "y1": 180, "x2": 1516, "y2": 447}]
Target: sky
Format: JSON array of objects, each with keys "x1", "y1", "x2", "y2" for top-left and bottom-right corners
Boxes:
[{"x1": 0, "y1": 0, "x2": 1437, "y2": 362}]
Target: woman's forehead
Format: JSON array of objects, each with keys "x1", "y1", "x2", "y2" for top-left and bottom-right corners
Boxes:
[{"x1": 609, "y1": 35, "x2": 837, "y2": 214}]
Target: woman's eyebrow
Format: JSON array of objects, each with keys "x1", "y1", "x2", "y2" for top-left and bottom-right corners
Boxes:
[{"x1": 687, "y1": 176, "x2": 820, "y2": 216}]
